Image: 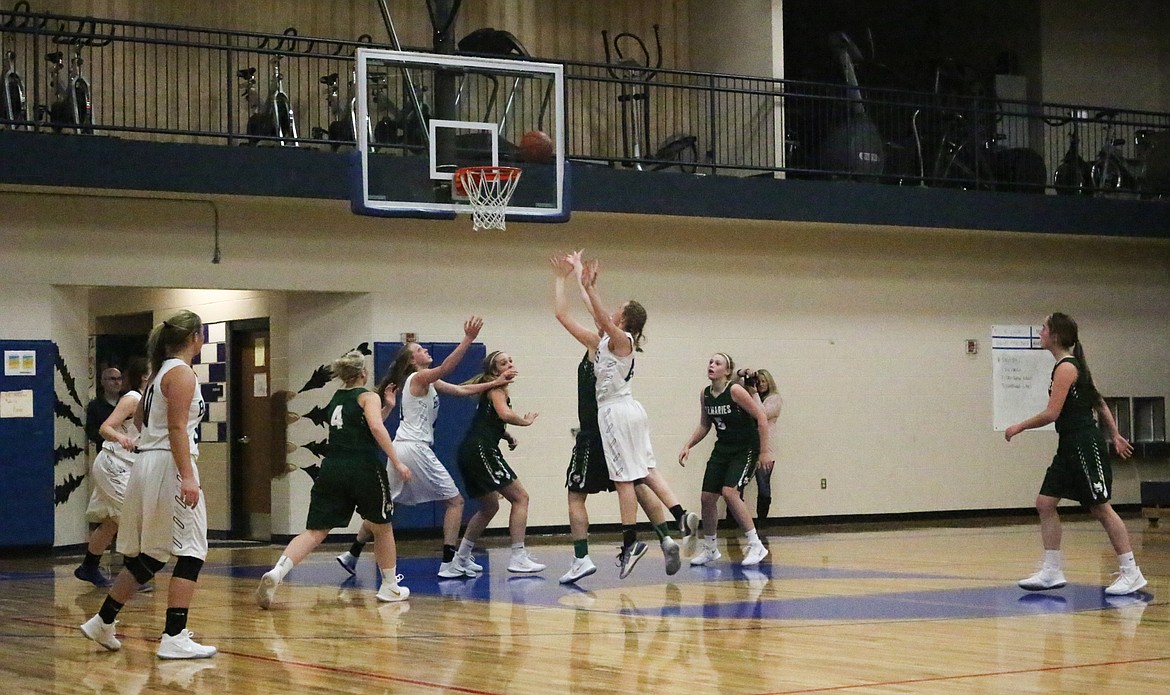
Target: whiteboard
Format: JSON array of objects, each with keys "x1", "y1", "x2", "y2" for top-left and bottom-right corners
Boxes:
[{"x1": 992, "y1": 325, "x2": 1055, "y2": 432}]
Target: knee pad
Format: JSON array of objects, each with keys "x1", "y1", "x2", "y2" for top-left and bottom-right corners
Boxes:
[
  {"x1": 125, "y1": 553, "x2": 166, "y2": 584},
  {"x1": 172, "y1": 556, "x2": 205, "y2": 582}
]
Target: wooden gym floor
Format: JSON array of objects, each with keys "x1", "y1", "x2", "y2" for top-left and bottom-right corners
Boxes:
[{"x1": 1, "y1": 516, "x2": 1166, "y2": 694}]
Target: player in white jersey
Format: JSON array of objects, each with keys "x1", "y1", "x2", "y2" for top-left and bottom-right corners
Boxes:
[
  {"x1": 74, "y1": 358, "x2": 151, "y2": 588},
  {"x1": 551, "y1": 252, "x2": 696, "y2": 584},
  {"x1": 344, "y1": 317, "x2": 515, "y2": 579},
  {"x1": 80, "y1": 310, "x2": 217, "y2": 660},
  {"x1": 574, "y1": 253, "x2": 698, "y2": 579}
]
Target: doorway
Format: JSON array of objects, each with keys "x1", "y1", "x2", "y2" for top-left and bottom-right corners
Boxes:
[{"x1": 230, "y1": 318, "x2": 274, "y2": 540}]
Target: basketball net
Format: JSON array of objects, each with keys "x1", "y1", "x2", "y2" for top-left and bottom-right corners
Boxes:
[{"x1": 454, "y1": 166, "x2": 522, "y2": 231}]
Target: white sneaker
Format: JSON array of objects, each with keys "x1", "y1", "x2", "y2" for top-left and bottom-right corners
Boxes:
[
  {"x1": 156, "y1": 629, "x2": 217, "y2": 659},
  {"x1": 559, "y1": 555, "x2": 597, "y2": 584},
  {"x1": 508, "y1": 551, "x2": 546, "y2": 573},
  {"x1": 1105, "y1": 567, "x2": 1148, "y2": 595},
  {"x1": 454, "y1": 553, "x2": 482, "y2": 576},
  {"x1": 457, "y1": 553, "x2": 484, "y2": 573},
  {"x1": 1018, "y1": 564, "x2": 1067, "y2": 591},
  {"x1": 742, "y1": 542, "x2": 769, "y2": 566},
  {"x1": 680, "y1": 512, "x2": 701, "y2": 555},
  {"x1": 80, "y1": 614, "x2": 121, "y2": 651},
  {"x1": 376, "y1": 573, "x2": 410, "y2": 602},
  {"x1": 336, "y1": 551, "x2": 357, "y2": 576},
  {"x1": 690, "y1": 542, "x2": 722, "y2": 566},
  {"x1": 255, "y1": 569, "x2": 280, "y2": 609},
  {"x1": 661, "y1": 536, "x2": 681, "y2": 575},
  {"x1": 438, "y1": 559, "x2": 476, "y2": 578}
]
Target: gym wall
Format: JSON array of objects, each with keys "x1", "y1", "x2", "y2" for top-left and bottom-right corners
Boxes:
[{"x1": 2, "y1": 190, "x2": 1168, "y2": 544}]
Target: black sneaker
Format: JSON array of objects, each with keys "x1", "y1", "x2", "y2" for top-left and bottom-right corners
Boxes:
[
  {"x1": 616, "y1": 541, "x2": 648, "y2": 579},
  {"x1": 74, "y1": 564, "x2": 112, "y2": 588}
]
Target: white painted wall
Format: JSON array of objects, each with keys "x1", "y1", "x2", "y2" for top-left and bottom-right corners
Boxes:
[
  {"x1": 51, "y1": 285, "x2": 91, "y2": 546},
  {"x1": 3, "y1": 190, "x2": 1169, "y2": 545}
]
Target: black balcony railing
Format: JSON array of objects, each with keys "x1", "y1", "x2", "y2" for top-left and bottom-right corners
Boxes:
[{"x1": 2, "y1": 8, "x2": 1168, "y2": 198}]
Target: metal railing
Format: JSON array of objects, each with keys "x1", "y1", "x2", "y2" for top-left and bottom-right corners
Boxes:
[{"x1": 2, "y1": 7, "x2": 1168, "y2": 197}]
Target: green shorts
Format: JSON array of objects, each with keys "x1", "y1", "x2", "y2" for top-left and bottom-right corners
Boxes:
[
  {"x1": 702, "y1": 440, "x2": 758, "y2": 494},
  {"x1": 1039, "y1": 428, "x2": 1113, "y2": 506},
  {"x1": 305, "y1": 451, "x2": 393, "y2": 529},
  {"x1": 566, "y1": 429, "x2": 615, "y2": 495},
  {"x1": 457, "y1": 437, "x2": 518, "y2": 499}
]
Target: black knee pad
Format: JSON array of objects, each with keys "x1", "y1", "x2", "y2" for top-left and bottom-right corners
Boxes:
[
  {"x1": 125, "y1": 553, "x2": 166, "y2": 584},
  {"x1": 172, "y1": 556, "x2": 204, "y2": 582}
]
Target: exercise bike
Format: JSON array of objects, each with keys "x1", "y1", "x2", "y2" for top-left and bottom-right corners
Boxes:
[
  {"x1": 1, "y1": 48, "x2": 28, "y2": 128},
  {"x1": 238, "y1": 54, "x2": 298, "y2": 146},
  {"x1": 1049, "y1": 111, "x2": 1092, "y2": 195},
  {"x1": 1089, "y1": 110, "x2": 1144, "y2": 195},
  {"x1": 43, "y1": 44, "x2": 93, "y2": 134}
]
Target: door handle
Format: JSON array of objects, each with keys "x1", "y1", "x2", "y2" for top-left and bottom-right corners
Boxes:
[{"x1": 237, "y1": 435, "x2": 250, "y2": 444}]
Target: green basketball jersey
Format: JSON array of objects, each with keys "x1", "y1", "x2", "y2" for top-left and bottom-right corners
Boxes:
[
  {"x1": 1052, "y1": 356, "x2": 1097, "y2": 433},
  {"x1": 466, "y1": 389, "x2": 508, "y2": 443},
  {"x1": 704, "y1": 384, "x2": 757, "y2": 446},
  {"x1": 326, "y1": 387, "x2": 376, "y2": 453},
  {"x1": 577, "y1": 351, "x2": 599, "y2": 434}
]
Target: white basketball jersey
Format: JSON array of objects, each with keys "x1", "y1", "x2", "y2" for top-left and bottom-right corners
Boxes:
[
  {"x1": 397, "y1": 372, "x2": 438, "y2": 444},
  {"x1": 595, "y1": 333, "x2": 635, "y2": 405},
  {"x1": 137, "y1": 359, "x2": 205, "y2": 455},
  {"x1": 100, "y1": 390, "x2": 142, "y2": 464}
]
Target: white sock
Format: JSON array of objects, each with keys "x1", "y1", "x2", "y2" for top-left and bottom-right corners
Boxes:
[
  {"x1": 381, "y1": 566, "x2": 398, "y2": 585},
  {"x1": 510, "y1": 542, "x2": 525, "y2": 556},
  {"x1": 704, "y1": 534, "x2": 717, "y2": 546},
  {"x1": 458, "y1": 538, "x2": 475, "y2": 557},
  {"x1": 1118, "y1": 551, "x2": 1136, "y2": 569},
  {"x1": 1043, "y1": 549, "x2": 1062, "y2": 569},
  {"x1": 745, "y1": 529, "x2": 760, "y2": 545},
  {"x1": 273, "y1": 555, "x2": 295, "y2": 582}
]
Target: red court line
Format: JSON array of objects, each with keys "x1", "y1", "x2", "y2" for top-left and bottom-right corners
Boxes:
[
  {"x1": 17, "y1": 616, "x2": 502, "y2": 695},
  {"x1": 751, "y1": 654, "x2": 1170, "y2": 694}
]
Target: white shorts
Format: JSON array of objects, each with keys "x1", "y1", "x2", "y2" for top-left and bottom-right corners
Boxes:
[
  {"x1": 598, "y1": 397, "x2": 655, "y2": 482},
  {"x1": 390, "y1": 440, "x2": 460, "y2": 505},
  {"x1": 85, "y1": 449, "x2": 132, "y2": 523},
  {"x1": 117, "y1": 449, "x2": 208, "y2": 562}
]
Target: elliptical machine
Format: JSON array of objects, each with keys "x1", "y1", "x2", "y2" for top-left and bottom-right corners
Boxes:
[{"x1": 601, "y1": 24, "x2": 697, "y2": 172}]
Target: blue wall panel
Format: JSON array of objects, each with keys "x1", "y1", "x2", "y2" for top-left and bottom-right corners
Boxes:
[{"x1": 0, "y1": 340, "x2": 57, "y2": 547}]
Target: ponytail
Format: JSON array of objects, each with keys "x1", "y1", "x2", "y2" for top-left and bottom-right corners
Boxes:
[
  {"x1": 1071, "y1": 341, "x2": 1100, "y2": 402},
  {"x1": 1048, "y1": 312, "x2": 1099, "y2": 402},
  {"x1": 147, "y1": 310, "x2": 202, "y2": 373},
  {"x1": 387, "y1": 343, "x2": 418, "y2": 396},
  {"x1": 622, "y1": 301, "x2": 648, "y2": 352}
]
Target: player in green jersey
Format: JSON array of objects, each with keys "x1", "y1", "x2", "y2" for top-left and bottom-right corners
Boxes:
[
  {"x1": 256, "y1": 351, "x2": 413, "y2": 608},
  {"x1": 679, "y1": 353, "x2": 774, "y2": 567},
  {"x1": 1006, "y1": 313, "x2": 1146, "y2": 596}
]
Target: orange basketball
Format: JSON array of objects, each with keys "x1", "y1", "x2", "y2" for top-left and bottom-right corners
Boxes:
[{"x1": 518, "y1": 130, "x2": 555, "y2": 163}]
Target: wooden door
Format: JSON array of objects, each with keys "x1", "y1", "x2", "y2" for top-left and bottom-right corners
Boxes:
[{"x1": 230, "y1": 320, "x2": 273, "y2": 539}]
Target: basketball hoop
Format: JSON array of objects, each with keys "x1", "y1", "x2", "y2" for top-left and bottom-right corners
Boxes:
[{"x1": 454, "y1": 165, "x2": 522, "y2": 231}]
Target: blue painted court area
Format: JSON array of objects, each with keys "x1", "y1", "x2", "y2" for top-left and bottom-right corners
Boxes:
[{"x1": 220, "y1": 547, "x2": 1153, "y2": 622}]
